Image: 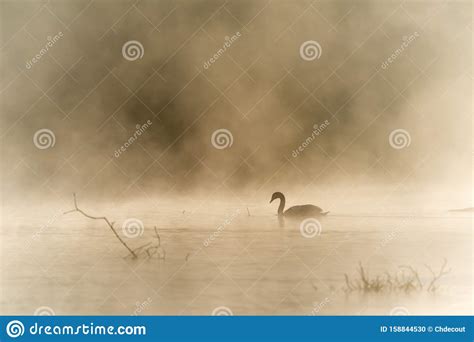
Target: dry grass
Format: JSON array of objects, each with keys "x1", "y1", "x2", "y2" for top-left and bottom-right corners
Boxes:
[{"x1": 344, "y1": 259, "x2": 450, "y2": 293}]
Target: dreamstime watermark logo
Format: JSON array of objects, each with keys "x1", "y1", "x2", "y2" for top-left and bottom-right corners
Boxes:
[
  {"x1": 211, "y1": 129, "x2": 233, "y2": 150},
  {"x1": 390, "y1": 306, "x2": 410, "y2": 315},
  {"x1": 299, "y1": 218, "x2": 322, "y2": 238},
  {"x1": 6, "y1": 322, "x2": 146, "y2": 337},
  {"x1": 310, "y1": 297, "x2": 330, "y2": 315},
  {"x1": 6, "y1": 320, "x2": 24, "y2": 338},
  {"x1": 389, "y1": 129, "x2": 411, "y2": 149},
  {"x1": 212, "y1": 306, "x2": 233, "y2": 316},
  {"x1": 203, "y1": 32, "x2": 241, "y2": 70},
  {"x1": 122, "y1": 40, "x2": 144, "y2": 61},
  {"x1": 381, "y1": 32, "x2": 419, "y2": 70},
  {"x1": 34, "y1": 306, "x2": 55, "y2": 316},
  {"x1": 25, "y1": 32, "x2": 64, "y2": 70},
  {"x1": 25, "y1": 210, "x2": 62, "y2": 250},
  {"x1": 203, "y1": 209, "x2": 241, "y2": 247},
  {"x1": 33, "y1": 129, "x2": 56, "y2": 149},
  {"x1": 292, "y1": 120, "x2": 330, "y2": 158},
  {"x1": 299, "y1": 40, "x2": 322, "y2": 61},
  {"x1": 375, "y1": 231, "x2": 396, "y2": 253},
  {"x1": 122, "y1": 218, "x2": 144, "y2": 238},
  {"x1": 132, "y1": 297, "x2": 152, "y2": 316},
  {"x1": 114, "y1": 120, "x2": 153, "y2": 158},
  {"x1": 375, "y1": 215, "x2": 415, "y2": 253}
]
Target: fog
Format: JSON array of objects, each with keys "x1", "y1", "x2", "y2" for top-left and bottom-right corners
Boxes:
[
  {"x1": 1, "y1": 0, "x2": 472, "y2": 317},
  {"x1": 1, "y1": 0, "x2": 472, "y2": 210}
]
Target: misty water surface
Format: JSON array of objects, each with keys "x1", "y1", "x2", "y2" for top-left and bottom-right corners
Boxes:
[{"x1": 1, "y1": 198, "x2": 471, "y2": 315}]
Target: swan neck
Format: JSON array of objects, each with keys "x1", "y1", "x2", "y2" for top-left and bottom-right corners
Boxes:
[{"x1": 278, "y1": 196, "x2": 285, "y2": 215}]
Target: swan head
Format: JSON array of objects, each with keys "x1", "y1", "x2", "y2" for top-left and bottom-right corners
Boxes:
[{"x1": 270, "y1": 192, "x2": 284, "y2": 203}]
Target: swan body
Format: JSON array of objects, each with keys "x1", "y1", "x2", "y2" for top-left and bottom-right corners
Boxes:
[{"x1": 270, "y1": 192, "x2": 328, "y2": 217}]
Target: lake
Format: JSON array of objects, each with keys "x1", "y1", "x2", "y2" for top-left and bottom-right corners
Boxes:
[{"x1": 1, "y1": 199, "x2": 472, "y2": 316}]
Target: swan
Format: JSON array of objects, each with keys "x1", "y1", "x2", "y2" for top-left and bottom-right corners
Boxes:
[{"x1": 270, "y1": 192, "x2": 328, "y2": 217}]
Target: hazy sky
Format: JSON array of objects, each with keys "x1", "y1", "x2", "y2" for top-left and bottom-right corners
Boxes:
[{"x1": 1, "y1": 0, "x2": 472, "y2": 206}]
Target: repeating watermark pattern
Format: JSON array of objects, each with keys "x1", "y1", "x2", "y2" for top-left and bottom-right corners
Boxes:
[
  {"x1": 34, "y1": 306, "x2": 55, "y2": 316},
  {"x1": 6, "y1": 320, "x2": 24, "y2": 338},
  {"x1": 132, "y1": 298, "x2": 152, "y2": 316},
  {"x1": 203, "y1": 32, "x2": 241, "y2": 70},
  {"x1": 211, "y1": 128, "x2": 233, "y2": 150},
  {"x1": 310, "y1": 297, "x2": 330, "y2": 315},
  {"x1": 203, "y1": 209, "x2": 241, "y2": 247},
  {"x1": 33, "y1": 129, "x2": 56, "y2": 150},
  {"x1": 25, "y1": 32, "x2": 64, "y2": 70},
  {"x1": 375, "y1": 215, "x2": 415, "y2": 253},
  {"x1": 25, "y1": 211, "x2": 62, "y2": 250},
  {"x1": 122, "y1": 218, "x2": 144, "y2": 238},
  {"x1": 292, "y1": 120, "x2": 330, "y2": 158},
  {"x1": 211, "y1": 306, "x2": 233, "y2": 316},
  {"x1": 299, "y1": 218, "x2": 322, "y2": 238},
  {"x1": 114, "y1": 120, "x2": 153, "y2": 158},
  {"x1": 122, "y1": 40, "x2": 144, "y2": 61},
  {"x1": 381, "y1": 32, "x2": 419, "y2": 70},
  {"x1": 375, "y1": 231, "x2": 396, "y2": 253},
  {"x1": 390, "y1": 306, "x2": 410, "y2": 316},
  {"x1": 299, "y1": 40, "x2": 322, "y2": 61},
  {"x1": 389, "y1": 129, "x2": 411, "y2": 149}
]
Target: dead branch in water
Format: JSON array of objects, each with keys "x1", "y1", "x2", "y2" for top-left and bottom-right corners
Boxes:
[
  {"x1": 131, "y1": 242, "x2": 152, "y2": 255},
  {"x1": 154, "y1": 226, "x2": 161, "y2": 246},
  {"x1": 127, "y1": 226, "x2": 166, "y2": 260},
  {"x1": 425, "y1": 258, "x2": 451, "y2": 292},
  {"x1": 247, "y1": 207, "x2": 251, "y2": 216},
  {"x1": 147, "y1": 226, "x2": 166, "y2": 260},
  {"x1": 63, "y1": 193, "x2": 137, "y2": 258}
]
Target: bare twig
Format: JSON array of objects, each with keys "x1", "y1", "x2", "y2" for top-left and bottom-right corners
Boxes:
[
  {"x1": 63, "y1": 193, "x2": 137, "y2": 258},
  {"x1": 132, "y1": 242, "x2": 152, "y2": 254},
  {"x1": 154, "y1": 226, "x2": 161, "y2": 246},
  {"x1": 344, "y1": 274, "x2": 354, "y2": 291},
  {"x1": 424, "y1": 258, "x2": 451, "y2": 292},
  {"x1": 400, "y1": 265, "x2": 423, "y2": 290},
  {"x1": 153, "y1": 226, "x2": 166, "y2": 260}
]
